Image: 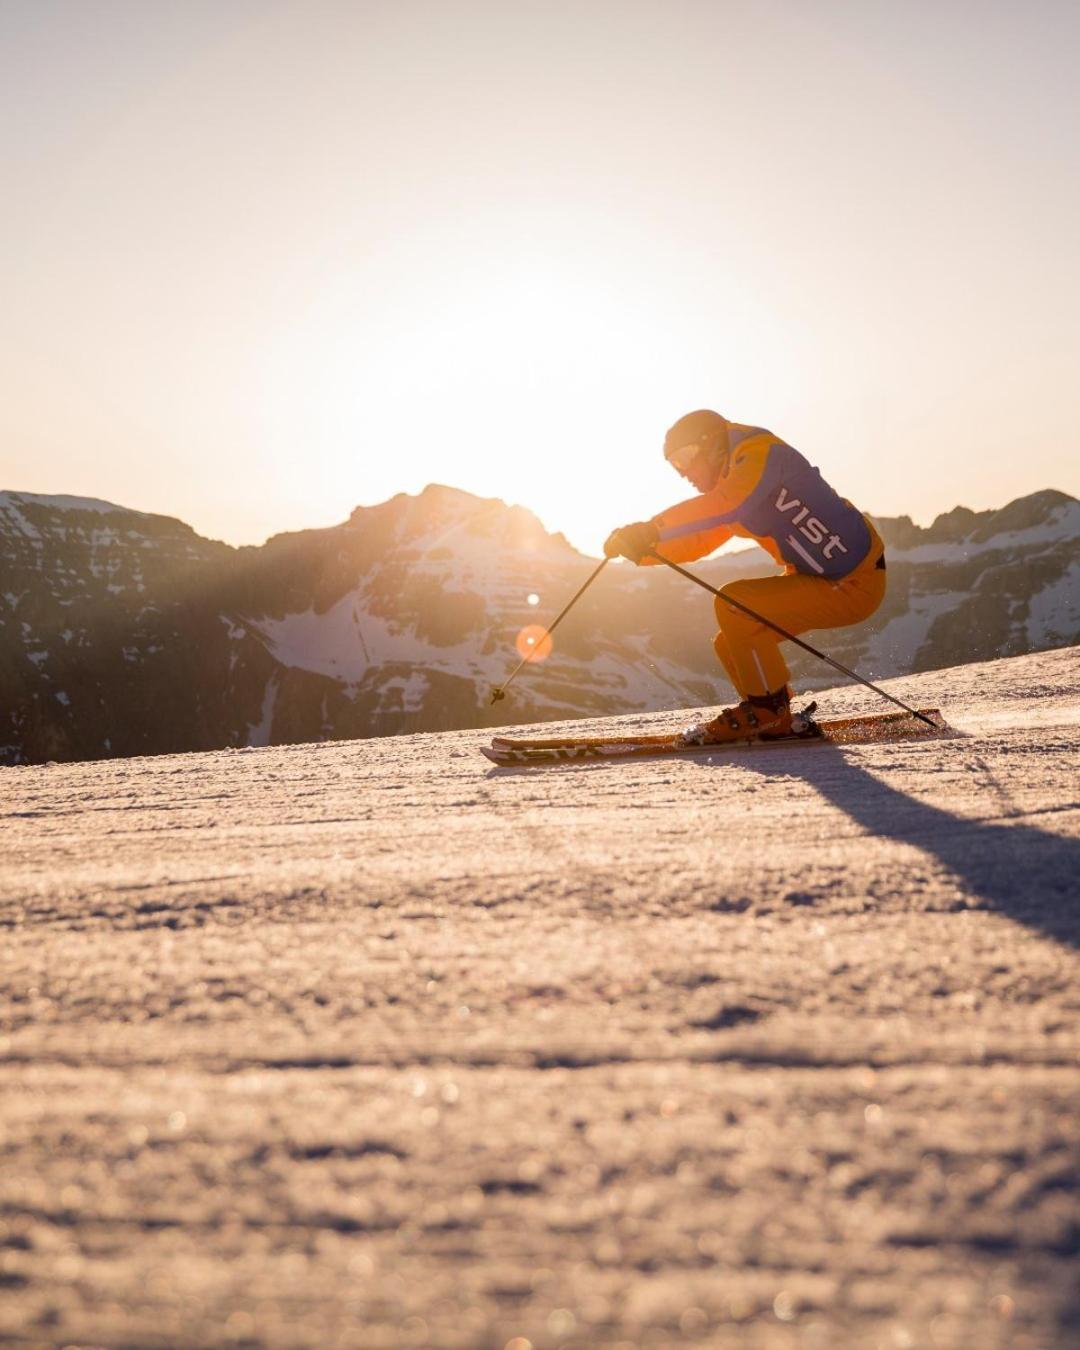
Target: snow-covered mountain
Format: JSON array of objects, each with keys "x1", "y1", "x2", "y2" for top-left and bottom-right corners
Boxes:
[
  {"x1": 851, "y1": 489, "x2": 1078, "y2": 685},
  {"x1": 1, "y1": 485, "x2": 1076, "y2": 764}
]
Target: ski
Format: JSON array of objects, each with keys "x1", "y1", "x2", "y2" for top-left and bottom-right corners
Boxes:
[
  {"x1": 491, "y1": 706, "x2": 942, "y2": 751},
  {"x1": 482, "y1": 708, "x2": 946, "y2": 765}
]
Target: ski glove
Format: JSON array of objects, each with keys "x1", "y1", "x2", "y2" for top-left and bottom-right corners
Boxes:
[{"x1": 603, "y1": 520, "x2": 660, "y2": 564}]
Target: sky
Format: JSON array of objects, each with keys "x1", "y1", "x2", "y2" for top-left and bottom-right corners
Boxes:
[{"x1": 2, "y1": 0, "x2": 1077, "y2": 557}]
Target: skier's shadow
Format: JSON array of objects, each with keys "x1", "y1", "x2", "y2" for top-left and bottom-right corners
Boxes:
[{"x1": 722, "y1": 746, "x2": 1079, "y2": 949}]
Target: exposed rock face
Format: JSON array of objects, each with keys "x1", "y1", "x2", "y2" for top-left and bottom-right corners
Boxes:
[
  {"x1": 1, "y1": 486, "x2": 1076, "y2": 764},
  {"x1": 0, "y1": 494, "x2": 237, "y2": 764}
]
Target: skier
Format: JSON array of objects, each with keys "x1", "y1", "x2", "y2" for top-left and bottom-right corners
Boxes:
[{"x1": 604, "y1": 410, "x2": 887, "y2": 744}]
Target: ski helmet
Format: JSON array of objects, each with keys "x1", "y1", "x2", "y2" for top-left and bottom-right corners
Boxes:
[{"x1": 663, "y1": 410, "x2": 728, "y2": 475}]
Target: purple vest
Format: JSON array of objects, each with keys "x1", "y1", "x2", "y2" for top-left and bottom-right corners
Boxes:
[{"x1": 720, "y1": 438, "x2": 872, "y2": 578}]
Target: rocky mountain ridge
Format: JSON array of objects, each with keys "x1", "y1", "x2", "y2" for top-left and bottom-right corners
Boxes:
[{"x1": 1, "y1": 485, "x2": 1076, "y2": 764}]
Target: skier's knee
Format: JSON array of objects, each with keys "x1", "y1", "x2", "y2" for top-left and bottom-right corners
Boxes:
[{"x1": 715, "y1": 584, "x2": 755, "y2": 631}]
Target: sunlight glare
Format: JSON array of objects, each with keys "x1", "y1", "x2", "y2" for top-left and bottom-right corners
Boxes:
[
  {"x1": 515, "y1": 624, "x2": 553, "y2": 662},
  {"x1": 260, "y1": 213, "x2": 758, "y2": 555}
]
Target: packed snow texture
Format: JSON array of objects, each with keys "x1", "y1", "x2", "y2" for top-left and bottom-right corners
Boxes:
[{"x1": 1, "y1": 649, "x2": 1077, "y2": 1349}]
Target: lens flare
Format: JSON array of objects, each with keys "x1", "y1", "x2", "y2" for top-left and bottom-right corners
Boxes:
[
  {"x1": 515, "y1": 624, "x2": 553, "y2": 662},
  {"x1": 527, "y1": 593, "x2": 540, "y2": 606}
]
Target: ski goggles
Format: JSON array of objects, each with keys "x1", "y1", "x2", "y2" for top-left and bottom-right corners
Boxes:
[{"x1": 665, "y1": 440, "x2": 708, "y2": 475}]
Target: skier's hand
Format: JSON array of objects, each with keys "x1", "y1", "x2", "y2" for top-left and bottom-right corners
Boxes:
[
  {"x1": 602, "y1": 528, "x2": 622, "y2": 559},
  {"x1": 603, "y1": 520, "x2": 659, "y2": 564}
]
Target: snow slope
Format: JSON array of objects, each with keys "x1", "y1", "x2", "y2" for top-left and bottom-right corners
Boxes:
[{"x1": 1, "y1": 648, "x2": 1077, "y2": 1349}]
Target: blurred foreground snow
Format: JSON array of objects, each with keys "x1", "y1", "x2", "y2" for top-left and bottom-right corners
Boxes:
[{"x1": 1, "y1": 648, "x2": 1077, "y2": 1348}]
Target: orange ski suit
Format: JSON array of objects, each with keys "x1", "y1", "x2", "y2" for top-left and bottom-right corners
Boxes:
[{"x1": 644, "y1": 424, "x2": 886, "y2": 698}]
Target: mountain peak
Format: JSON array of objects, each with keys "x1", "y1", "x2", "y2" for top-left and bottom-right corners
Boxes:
[
  {"x1": 0, "y1": 490, "x2": 210, "y2": 548},
  {"x1": 875, "y1": 487, "x2": 1076, "y2": 552},
  {"x1": 344, "y1": 483, "x2": 579, "y2": 559},
  {"x1": 969, "y1": 488, "x2": 1076, "y2": 543},
  {"x1": 1, "y1": 491, "x2": 135, "y2": 515}
]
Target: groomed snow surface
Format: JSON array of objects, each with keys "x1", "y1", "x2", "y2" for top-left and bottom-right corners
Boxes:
[{"x1": 2, "y1": 648, "x2": 1078, "y2": 1350}]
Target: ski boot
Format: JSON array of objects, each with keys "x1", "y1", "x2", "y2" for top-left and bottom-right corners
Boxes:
[{"x1": 680, "y1": 687, "x2": 802, "y2": 746}]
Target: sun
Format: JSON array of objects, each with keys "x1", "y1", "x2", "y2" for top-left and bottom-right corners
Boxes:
[{"x1": 260, "y1": 210, "x2": 757, "y2": 554}]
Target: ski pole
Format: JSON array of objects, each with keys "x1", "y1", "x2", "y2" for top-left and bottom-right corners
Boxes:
[
  {"x1": 646, "y1": 550, "x2": 938, "y2": 729},
  {"x1": 491, "y1": 557, "x2": 610, "y2": 704}
]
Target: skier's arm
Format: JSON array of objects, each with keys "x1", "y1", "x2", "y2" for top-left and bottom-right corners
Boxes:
[{"x1": 641, "y1": 492, "x2": 736, "y2": 565}]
